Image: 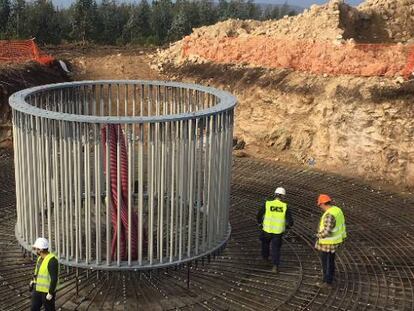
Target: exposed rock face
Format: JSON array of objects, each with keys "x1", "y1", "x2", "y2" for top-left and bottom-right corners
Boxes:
[
  {"x1": 358, "y1": 0, "x2": 414, "y2": 43},
  {"x1": 239, "y1": 75, "x2": 414, "y2": 189},
  {"x1": 153, "y1": 0, "x2": 414, "y2": 189},
  {"x1": 161, "y1": 63, "x2": 414, "y2": 189}
]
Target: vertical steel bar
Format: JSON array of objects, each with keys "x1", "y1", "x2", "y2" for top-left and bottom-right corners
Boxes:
[
  {"x1": 105, "y1": 122, "x2": 111, "y2": 266},
  {"x1": 68, "y1": 91, "x2": 75, "y2": 259},
  {"x1": 84, "y1": 122, "x2": 90, "y2": 264},
  {"x1": 187, "y1": 117, "x2": 195, "y2": 257},
  {"x1": 169, "y1": 120, "x2": 175, "y2": 262},
  {"x1": 117, "y1": 126, "x2": 121, "y2": 266},
  {"x1": 12, "y1": 111, "x2": 20, "y2": 237},
  {"x1": 30, "y1": 115, "x2": 38, "y2": 242},
  {"x1": 178, "y1": 119, "x2": 184, "y2": 261},
  {"x1": 165, "y1": 119, "x2": 171, "y2": 259},
  {"x1": 149, "y1": 123, "x2": 154, "y2": 265},
  {"x1": 195, "y1": 118, "x2": 202, "y2": 255},
  {"x1": 132, "y1": 85, "x2": 136, "y2": 261},
  {"x1": 159, "y1": 122, "x2": 165, "y2": 264},
  {"x1": 226, "y1": 111, "x2": 234, "y2": 232},
  {"x1": 63, "y1": 119, "x2": 70, "y2": 259},
  {"x1": 127, "y1": 124, "x2": 132, "y2": 266},
  {"x1": 58, "y1": 118, "x2": 65, "y2": 259},
  {"x1": 95, "y1": 122, "x2": 101, "y2": 265},
  {"x1": 138, "y1": 123, "x2": 144, "y2": 265},
  {"x1": 155, "y1": 86, "x2": 161, "y2": 262},
  {"x1": 73, "y1": 122, "x2": 79, "y2": 263},
  {"x1": 53, "y1": 119, "x2": 60, "y2": 257},
  {"x1": 20, "y1": 114, "x2": 28, "y2": 244},
  {"x1": 202, "y1": 116, "x2": 211, "y2": 251},
  {"x1": 77, "y1": 121, "x2": 83, "y2": 261},
  {"x1": 36, "y1": 115, "x2": 45, "y2": 238}
]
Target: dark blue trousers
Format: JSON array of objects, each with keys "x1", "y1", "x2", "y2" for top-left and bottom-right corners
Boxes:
[
  {"x1": 321, "y1": 251, "x2": 336, "y2": 284},
  {"x1": 31, "y1": 291, "x2": 55, "y2": 311},
  {"x1": 260, "y1": 233, "x2": 283, "y2": 266}
]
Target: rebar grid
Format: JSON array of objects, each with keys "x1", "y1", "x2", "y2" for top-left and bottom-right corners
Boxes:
[
  {"x1": 9, "y1": 81, "x2": 236, "y2": 270},
  {"x1": 1, "y1": 153, "x2": 414, "y2": 310}
]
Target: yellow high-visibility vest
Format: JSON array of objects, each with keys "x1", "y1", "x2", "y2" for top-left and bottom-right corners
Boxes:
[
  {"x1": 318, "y1": 206, "x2": 347, "y2": 245},
  {"x1": 262, "y1": 199, "x2": 287, "y2": 234},
  {"x1": 34, "y1": 253, "x2": 59, "y2": 293}
]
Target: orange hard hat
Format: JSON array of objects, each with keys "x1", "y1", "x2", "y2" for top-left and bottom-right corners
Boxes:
[{"x1": 317, "y1": 194, "x2": 332, "y2": 206}]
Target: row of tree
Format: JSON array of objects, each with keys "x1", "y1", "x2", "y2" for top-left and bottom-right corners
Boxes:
[{"x1": 0, "y1": 0, "x2": 297, "y2": 46}]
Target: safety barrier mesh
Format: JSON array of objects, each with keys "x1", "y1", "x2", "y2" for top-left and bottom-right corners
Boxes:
[{"x1": 0, "y1": 40, "x2": 54, "y2": 65}]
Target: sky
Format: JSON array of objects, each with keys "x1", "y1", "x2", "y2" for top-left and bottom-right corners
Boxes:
[{"x1": 53, "y1": 0, "x2": 365, "y2": 9}]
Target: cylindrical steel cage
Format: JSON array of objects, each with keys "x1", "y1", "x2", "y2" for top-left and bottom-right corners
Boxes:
[{"x1": 9, "y1": 80, "x2": 236, "y2": 270}]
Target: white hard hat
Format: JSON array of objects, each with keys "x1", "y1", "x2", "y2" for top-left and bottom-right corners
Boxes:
[
  {"x1": 33, "y1": 237, "x2": 49, "y2": 250},
  {"x1": 274, "y1": 187, "x2": 286, "y2": 196}
]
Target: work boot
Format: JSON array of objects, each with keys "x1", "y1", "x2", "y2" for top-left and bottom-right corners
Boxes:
[{"x1": 271, "y1": 266, "x2": 279, "y2": 274}]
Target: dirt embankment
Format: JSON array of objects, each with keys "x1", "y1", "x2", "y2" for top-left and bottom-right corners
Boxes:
[
  {"x1": 153, "y1": 0, "x2": 414, "y2": 190},
  {"x1": 159, "y1": 61, "x2": 414, "y2": 190},
  {"x1": 0, "y1": 62, "x2": 69, "y2": 148},
  {"x1": 47, "y1": 45, "x2": 160, "y2": 81},
  {"x1": 154, "y1": 0, "x2": 414, "y2": 79}
]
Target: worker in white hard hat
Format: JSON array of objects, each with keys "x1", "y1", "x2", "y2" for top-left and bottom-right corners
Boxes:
[
  {"x1": 257, "y1": 187, "x2": 293, "y2": 273},
  {"x1": 30, "y1": 238, "x2": 59, "y2": 311}
]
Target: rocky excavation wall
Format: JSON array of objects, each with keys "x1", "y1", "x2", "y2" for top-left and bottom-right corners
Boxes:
[
  {"x1": 236, "y1": 72, "x2": 414, "y2": 189},
  {"x1": 234, "y1": 73, "x2": 414, "y2": 189},
  {"x1": 161, "y1": 64, "x2": 414, "y2": 190},
  {"x1": 155, "y1": 0, "x2": 414, "y2": 189}
]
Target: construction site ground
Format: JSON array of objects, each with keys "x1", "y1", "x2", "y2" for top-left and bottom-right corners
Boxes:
[{"x1": 0, "y1": 45, "x2": 413, "y2": 310}]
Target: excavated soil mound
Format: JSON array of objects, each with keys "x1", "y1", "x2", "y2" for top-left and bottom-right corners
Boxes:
[
  {"x1": 179, "y1": 37, "x2": 411, "y2": 77},
  {"x1": 0, "y1": 62, "x2": 69, "y2": 148},
  {"x1": 358, "y1": 0, "x2": 414, "y2": 43},
  {"x1": 154, "y1": 0, "x2": 414, "y2": 78}
]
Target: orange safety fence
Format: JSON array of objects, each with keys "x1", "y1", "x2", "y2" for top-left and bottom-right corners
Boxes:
[
  {"x1": 182, "y1": 36, "x2": 414, "y2": 80},
  {"x1": 0, "y1": 39, "x2": 55, "y2": 65}
]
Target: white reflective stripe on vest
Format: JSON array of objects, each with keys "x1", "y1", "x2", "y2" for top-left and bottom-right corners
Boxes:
[
  {"x1": 36, "y1": 281, "x2": 50, "y2": 287},
  {"x1": 266, "y1": 217, "x2": 286, "y2": 224},
  {"x1": 331, "y1": 224, "x2": 345, "y2": 233},
  {"x1": 36, "y1": 275, "x2": 49, "y2": 280},
  {"x1": 263, "y1": 224, "x2": 285, "y2": 231}
]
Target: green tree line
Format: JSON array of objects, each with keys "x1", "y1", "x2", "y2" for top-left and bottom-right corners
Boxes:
[{"x1": 0, "y1": 0, "x2": 297, "y2": 46}]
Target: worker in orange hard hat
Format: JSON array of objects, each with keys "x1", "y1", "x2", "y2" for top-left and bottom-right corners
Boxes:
[{"x1": 315, "y1": 194, "x2": 347, "y2": 289}]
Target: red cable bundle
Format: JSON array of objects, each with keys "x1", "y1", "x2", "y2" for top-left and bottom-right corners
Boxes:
[{"x1": 102, "y1": 124, "x2": 139, "y2": 261}]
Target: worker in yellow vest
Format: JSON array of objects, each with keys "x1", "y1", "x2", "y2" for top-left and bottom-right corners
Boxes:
[
  {"x1": 30, "y1": 238, "x2": 59, "y2": 311},
  {"x1": 257, "y1": 187, "x2": 294, "y2": 273},
  {"x1": 315, "y1": 194, "x2": 347, "y2": 288}
]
